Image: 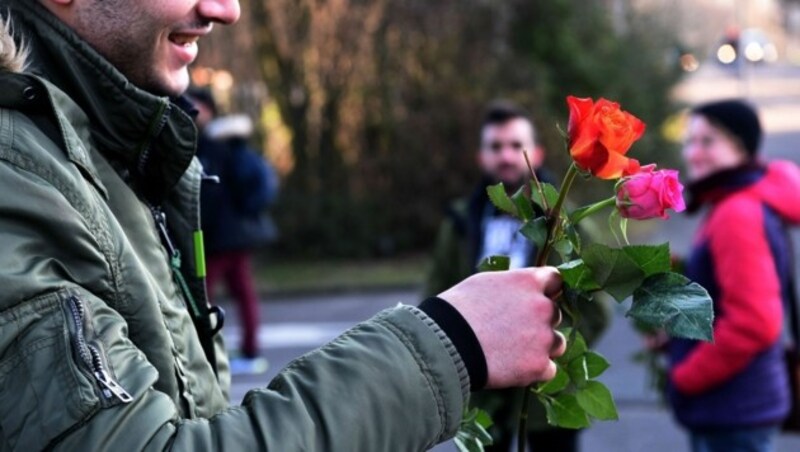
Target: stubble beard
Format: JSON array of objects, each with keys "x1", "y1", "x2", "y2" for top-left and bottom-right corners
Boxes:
[{"x1": 74, "y1": 1, "x2": 177, "y2": 96}]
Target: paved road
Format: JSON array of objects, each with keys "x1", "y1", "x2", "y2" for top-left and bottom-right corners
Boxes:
[
  {"x1": 222, "y1": 289, "x2": 800, "y2": 452},
  {"x1": 223, "y1": 63, "x2": 800, "y2": 451}
]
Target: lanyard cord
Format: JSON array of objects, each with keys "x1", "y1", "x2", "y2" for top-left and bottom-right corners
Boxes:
[{"x1": 148, "y1": 203, "x2": 224, "y2": 374}]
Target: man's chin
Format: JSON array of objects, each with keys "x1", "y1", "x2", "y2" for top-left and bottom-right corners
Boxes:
[{"x1": 137, "y1": 69, "x2": 191, "y2": 98}]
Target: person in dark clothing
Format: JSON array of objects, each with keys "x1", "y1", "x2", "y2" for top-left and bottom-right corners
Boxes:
[
  {"x1": 425, "y1": 102, "x2": 609, "y2": 452},
  {"x1": 669, "y1": 99, "x2": 800, "y2": 452},
  {"x1": 189, "y1": 90, "x2": 277, "y2": 374}
]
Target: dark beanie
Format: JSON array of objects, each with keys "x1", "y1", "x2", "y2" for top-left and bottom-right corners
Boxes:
[{"x1": 692, "y1": 99, "x2": 761, "y2": 156}]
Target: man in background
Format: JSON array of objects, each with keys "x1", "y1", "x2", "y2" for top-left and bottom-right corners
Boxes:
[{"x1": 426, "y1": 102, "x2": 609, "y2": 451}]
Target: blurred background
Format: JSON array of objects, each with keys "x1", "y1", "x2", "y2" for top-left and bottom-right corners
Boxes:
[
  {"x1": 195, "y1": 0, "x2": 800, "y2": 270},
  {"x1": 196, "y1": 0, "x2": 800, "y2": 450}
]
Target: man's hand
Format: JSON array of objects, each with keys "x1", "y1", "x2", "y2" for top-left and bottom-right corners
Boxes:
[{"x1": 438, "y1": 267, "x2": 566, "y2": 388}]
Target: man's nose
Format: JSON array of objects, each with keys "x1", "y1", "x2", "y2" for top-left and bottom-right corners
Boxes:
[
  {"x1": 500, "y1": 146, "x2": 523, "y2": 161},
  {"x1": 198, "y1": 0, "x2": 241, "y2": 25}
]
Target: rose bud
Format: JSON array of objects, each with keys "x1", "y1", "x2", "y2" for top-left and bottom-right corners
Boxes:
[{"x1": 616, "y1": 164, "x2": 686, "y2": 220}]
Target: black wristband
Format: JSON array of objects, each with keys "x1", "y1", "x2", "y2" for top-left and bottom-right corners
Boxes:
[{"x1": 418, "y1": 297, "x2": 488, "y2": 390}]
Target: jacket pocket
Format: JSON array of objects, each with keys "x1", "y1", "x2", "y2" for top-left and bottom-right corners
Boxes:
[
  {"x1": 63, "y1": 293, "x2": 133, "y2": 406},
  {"x1": 0, "y1": 290, "x2": 100, "y2": 451}
]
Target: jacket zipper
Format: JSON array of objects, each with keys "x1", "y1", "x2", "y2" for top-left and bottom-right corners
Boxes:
[
  {"x1": 66, "y1": 295, "x2": 133, "y2": 403},
  {"x1": 137, "y1": 101, "x2": 172, "y2": 175}
]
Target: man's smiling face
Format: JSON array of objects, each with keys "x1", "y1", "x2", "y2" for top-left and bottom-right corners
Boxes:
[{"x1": 45, "y1": 0, "x2": 240, "y2": 96}]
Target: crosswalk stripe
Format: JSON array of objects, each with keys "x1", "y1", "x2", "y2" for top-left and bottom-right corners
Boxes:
[{"x1": 223, "y1": 321, "x2": 357, "y2": 349}]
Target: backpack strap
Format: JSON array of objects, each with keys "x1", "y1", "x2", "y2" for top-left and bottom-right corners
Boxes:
[{"x1": 784, "y1": 225, "x2": 800, "y2": 353}]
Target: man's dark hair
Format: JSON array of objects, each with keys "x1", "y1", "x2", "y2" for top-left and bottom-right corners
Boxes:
[{"x1": 481, "y1": 101, "x2": 531, "y2": 128}]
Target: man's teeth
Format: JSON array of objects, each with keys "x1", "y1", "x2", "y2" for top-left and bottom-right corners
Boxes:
[{"x1": 171, "y1": 35, "x2": 198, "y2": 46}]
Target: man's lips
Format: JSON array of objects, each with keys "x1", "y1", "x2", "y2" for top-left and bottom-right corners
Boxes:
[{"x1": 167, "y1": 30, "x2": 209, "y2": 64}]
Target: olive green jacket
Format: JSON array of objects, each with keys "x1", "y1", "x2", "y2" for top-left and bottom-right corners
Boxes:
[{"x1": 0, "y1": 3, "x2": 467, "y2": 451}]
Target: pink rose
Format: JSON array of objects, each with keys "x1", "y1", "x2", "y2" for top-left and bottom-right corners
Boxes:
[{"x1": 616, "y1": 164, "x2": 686, "y2": 220}]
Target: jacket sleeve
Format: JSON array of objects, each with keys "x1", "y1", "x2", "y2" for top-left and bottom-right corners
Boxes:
[
  {"x1": 671, "y1": 198, "x2": 784, "y2": 395},
  {"x1": 0, "y1": 153, "x2": 468, "y2": 451},
  {"x1": 58, "y1": 302, "x2": 470, "y2": 452}
]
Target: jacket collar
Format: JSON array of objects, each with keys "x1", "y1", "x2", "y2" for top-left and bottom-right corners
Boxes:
[
  {"x1": 4, "y1": 1, "x2": 198, "y2": 202},
  {"x1": 686, "y1": 162, "x2": 766, "y2": 213}
]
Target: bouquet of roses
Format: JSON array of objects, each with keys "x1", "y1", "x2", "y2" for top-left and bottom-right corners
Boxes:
[{"x1": 455, "y1": 97, "x2": 713, "y2": 452}]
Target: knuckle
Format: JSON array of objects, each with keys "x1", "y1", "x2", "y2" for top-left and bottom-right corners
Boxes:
[
  {"x1": 540, "y1": 329, "x2": 556, "y2": 350},
  {"x1": 533, "y1": 297, "x2": 554, "y2": 320}
]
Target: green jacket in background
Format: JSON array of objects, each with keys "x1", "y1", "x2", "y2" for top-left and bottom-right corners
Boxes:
[
  {"x1": 425, "y1": 185, "x2": 611, "y2": 433},
  {"x1": 0, "y1": 2, "x2": 468, "y2": 450}
]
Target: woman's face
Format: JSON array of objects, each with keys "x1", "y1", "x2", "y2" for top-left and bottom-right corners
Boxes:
[{"x1": 683, "y1": 115, "x2": 749, "y2": 182}]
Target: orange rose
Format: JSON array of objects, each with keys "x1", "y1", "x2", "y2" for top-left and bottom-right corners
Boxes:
[{"x1": 567, "y1": 96, "x2": 646, "y2": 180}]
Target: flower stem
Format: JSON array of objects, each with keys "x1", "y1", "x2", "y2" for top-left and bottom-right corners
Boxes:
[
  {"x1": 518, "y1": 163, "x2": 579, "y2": 452},
  {"x1": 535, "y1": 163, "x2": 579, "y2": 267},
  {"x1": 523, "y1": 150, "x2": 547, "y2": 211},
  {"x1": 569, "y1": 196, "x2": 617, "y2": 226}
]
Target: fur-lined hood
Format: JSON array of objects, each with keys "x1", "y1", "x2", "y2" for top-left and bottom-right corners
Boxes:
[{"x1": 0, "y1": 18, "x2": 26, "y2": 73}]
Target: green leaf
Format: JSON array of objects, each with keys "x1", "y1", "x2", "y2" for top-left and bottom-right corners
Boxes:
[
  {"x1": 622, "y1": 243, "x2": 671, "y2": 277},
  {"x1": 477, "y1": 255, "x2": 510, "y2": 272},
  {"x1": 620, "y1": 217, "x2": 629, "y2": 244},
  {"x1": 585, "y1": 351, "x2": 611, "y2": 378},
  {"x1": 567, "y1": 355, "x2": 589, "y2": 388},
  {"x1": 627, "y1": 272, "x2": 714, "y2": 342},
  {"x1": 582, "y1": 243, "x2": 645, "y2": 302},
  {"x1": 566, "y1": 224, "x2": 581, "y2": 254},
  {"x1": 538, "y1": 365, "x2": 569, "y2": 395},
  {"x1": 575, "y1": 381, "x2": 619, "y2": 421},
  {"x1": 531, "y1": 182, "x2": 560, "y2": 210},
  {"x1": 512, "y1": 187, "x2": 535, "y2": 222},
  {"x1": 475, "y1": 409, "x2": 493, "y2": 429},
  {"x1": 608, "y1": 209, "x2": 623, "y2": 247},
  {"x1": 544, "y1": 184, "x2": 560, "y2": 206},
  {"x1": 520, "y1": 217, "x2": 548, "y2": 251},
  {"x1": 456, "y1": 408, "x2": 493, "y2": 452},
  {"x1": 487, "y1": 183, "x2": 518, "y2": 217},
  {"x1": 454, "y1": 436, "x2": 481, "y2": 452},
  {"x1": 554, "y1": 238, "x2": 574, "y2": 260},
  {"x1": 562, "y1": 288, "x2": 594, "y2": 313},
  {"x1": 459, "y1": 421, "x2": 493, "y2": 443},
  {"x1": 557, "y1": 330, "x2": 587, "y2": 365},
  {"x1": 541, "y1": 393, "x2": 591, "y2": 429},
  {"x1": 557, "y1": 259, "x2": 601, "y2": 292}
]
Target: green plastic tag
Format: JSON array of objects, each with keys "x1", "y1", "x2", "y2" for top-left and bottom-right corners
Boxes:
[{"x1": 193, "y1": 230, "x2": 206, "y2": 278}]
